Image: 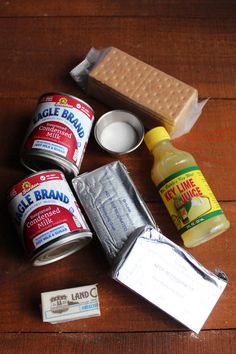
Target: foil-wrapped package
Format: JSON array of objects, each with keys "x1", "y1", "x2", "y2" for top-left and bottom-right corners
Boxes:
[
  {"x1": 72, "y1": 161, "x2": 156, "y2": 264},
  {"x1": 112, "y1": 225, "x2": 228, "y2": 333}
]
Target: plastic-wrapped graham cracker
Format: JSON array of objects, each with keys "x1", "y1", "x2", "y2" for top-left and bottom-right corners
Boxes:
[{"x1": 70, "y1": 47, "x2": 207, "y2": 138}]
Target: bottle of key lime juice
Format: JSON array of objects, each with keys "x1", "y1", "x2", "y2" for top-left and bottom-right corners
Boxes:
[{"x1": 144, "y1": 126, "x2": 230, "y2": 247}]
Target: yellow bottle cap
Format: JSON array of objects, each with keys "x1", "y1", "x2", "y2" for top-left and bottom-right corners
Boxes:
[{"x1": 144, "y1": 126, "x2": 170, "y2": 151}]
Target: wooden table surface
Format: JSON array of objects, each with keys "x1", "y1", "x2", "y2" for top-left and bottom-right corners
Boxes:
[{"x1": 0, "y1": 1, "x2": 235, "y2": 353}]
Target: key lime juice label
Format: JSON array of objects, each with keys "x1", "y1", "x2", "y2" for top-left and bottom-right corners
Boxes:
[{"x1": 157, "y1": 166, "x2": 224, "y2": 235}]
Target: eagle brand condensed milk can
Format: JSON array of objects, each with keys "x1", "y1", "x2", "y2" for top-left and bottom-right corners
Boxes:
[
  {"x1": 20, "y1": 92, "x2": 94, "y2": 176},
  {"x1": 8, "y1": 170, "x2": 92, "y2": 266}
]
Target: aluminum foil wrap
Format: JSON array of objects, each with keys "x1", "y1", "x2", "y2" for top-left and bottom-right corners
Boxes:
[
  {"x1": 72, "y1": 161, "x2": 156, "y2": 264},
  {"x1": 112, "y1": 225, "x2": 228, "y2": 333}
]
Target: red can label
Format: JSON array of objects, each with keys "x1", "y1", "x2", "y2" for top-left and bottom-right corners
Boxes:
[
  {"x1": 24, "y1": 93, "x2": 94, "y2": 169},
  {"x1": 8, "y1": 170, "x2": 90, "y2": 256}
]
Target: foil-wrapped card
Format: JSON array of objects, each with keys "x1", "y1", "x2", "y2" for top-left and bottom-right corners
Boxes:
[
  {"x1": 72, "y1": 161, "x2": 156, "y2": 264},
  {"x1": 112, "y1": 225, "x2": 228, "y2": 333}
]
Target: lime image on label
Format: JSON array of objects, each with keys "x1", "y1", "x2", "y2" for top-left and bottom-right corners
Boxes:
[
  {"x1": 157, "y1": 166, "x2": 223, "y2": 235},
  {"x1": 174, "y1": 194, "x2": 212, "y2": 226},
  {"x1": 144, "y1": 126, "x2": 230, "y2": 247}
]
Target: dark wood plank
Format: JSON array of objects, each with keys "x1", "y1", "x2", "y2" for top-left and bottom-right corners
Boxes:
[
  {"x1": 1, "y1": 17, "x2": 236, "y2": 98},
  {"x1": 0, "y1": 331, "x2": 235, "y2": 354},
  {"x1": 0, "y1": 98, "x2": 235, "y2": 202},
  {"x1": 0, "y1": 0, "x2": 236, "y2": 18},
  {"x1": 0, "y1": 1, "x2": 235, "y2": 351},
  {"x1": 0, "y1": 201, "x2": 235, "y2": 332}
]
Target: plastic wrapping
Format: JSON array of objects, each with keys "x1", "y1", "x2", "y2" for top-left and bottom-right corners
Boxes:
[{"x1": 70, "y1": 47, "x2": 208, "y2": 138}]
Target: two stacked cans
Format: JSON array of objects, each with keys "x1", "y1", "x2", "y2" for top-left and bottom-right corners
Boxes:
[{"x1": 8, "y1": 92, "x2": 94, "y2": 266}]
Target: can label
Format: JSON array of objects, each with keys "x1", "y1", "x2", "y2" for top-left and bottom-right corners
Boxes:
[
  {"x1": 157, "y1": 166, "x2": 224, "y2": 235},
  {"x1": 24, "y1": 93, "x2": 94, "y2": 169},
  {"x1": 8, "y1": 171, "x2": 89, "y2": 255}
]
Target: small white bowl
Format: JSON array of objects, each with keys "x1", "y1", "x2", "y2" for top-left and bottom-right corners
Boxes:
[{"x1": 94, "y1": 110, "x2": 144, "y2": 155}]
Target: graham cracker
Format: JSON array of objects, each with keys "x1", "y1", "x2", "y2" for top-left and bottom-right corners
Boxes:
[{"x1": 88, "y1": 47, "x2": 199, "y2": 136}]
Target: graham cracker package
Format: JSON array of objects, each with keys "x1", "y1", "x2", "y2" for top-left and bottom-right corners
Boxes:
[{"x1": 70, "y1": 47, "x2": 207, "y2": 138}]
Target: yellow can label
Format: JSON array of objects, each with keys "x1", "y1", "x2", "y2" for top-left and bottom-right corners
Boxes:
[{"x1": 157, "y1": 166, "x2": 223, "y2": 235}]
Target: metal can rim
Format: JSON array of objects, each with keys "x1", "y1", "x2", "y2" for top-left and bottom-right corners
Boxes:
[
  {"x1": 37, "y1": 91, "x2": 95, "y2": 115},
  {"x1": 94, "y1": 109, "x2": 144, "y2": 155},
  {"x1": 31, "y1": 230, "x2": 92, "y2": 266},
  {"x1": 20, "y1": 150, "x2": 79, "y2": 177}
]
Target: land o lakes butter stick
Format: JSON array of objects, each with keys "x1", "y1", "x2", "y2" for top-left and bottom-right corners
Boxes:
[{"x1": 41, "y1": 284, "x2": 100, "y2": 323}]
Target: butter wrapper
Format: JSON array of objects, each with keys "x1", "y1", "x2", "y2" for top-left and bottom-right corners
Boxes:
[
  {"x1": 41, "y1": 284, "x2": 100, "y2": 324},
  {"x1": 72, "y1": 161, "x2": 156, "y2": 264},
  {"x1": 112, "y1": 225, "x2": 227, "y2": 333},
  {"x1": 70, "y1": 47, "x2": 208, "y2": 138}
]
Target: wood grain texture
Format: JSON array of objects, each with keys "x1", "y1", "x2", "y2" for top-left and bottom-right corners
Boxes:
[
  {"x1": 0, "y1": 98, "x2": 235, "y2": 201},
  {"x1": 0, "y1": 1, "x2": 236, "y2": 353},
  {"x1": 0, "y1": 202, "x2": 235, "y2": 332},
  {"x1": 1, "y1": 17, "x2": 236, "y2": 98},
  {"x1": 1, "y1": 0, "x2": 236, "y2": 18},
  {"x1": 0, "y1": 331, "x2": 235, "y2": 354}
]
